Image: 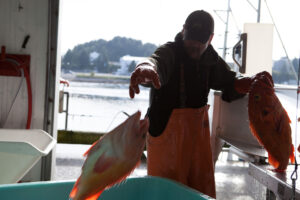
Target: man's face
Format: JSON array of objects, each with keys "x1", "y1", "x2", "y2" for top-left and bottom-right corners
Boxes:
[{"x1": 183, "y1": 39, "x2": 210, "y2": 60}]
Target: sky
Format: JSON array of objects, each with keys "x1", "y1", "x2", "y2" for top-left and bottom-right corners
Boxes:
[{"x1": 59, "y1": 0, "x2": 300, "y2": 61}]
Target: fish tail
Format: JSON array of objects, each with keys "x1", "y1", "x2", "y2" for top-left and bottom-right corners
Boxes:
[
  {"x1": 283, "y1": 108, "x2": 292, "y2": 123},
  {"x1": 69, "y1": 176, "x2": 81, "y2": 199},
  {"x1": 83, "y1": 141, "x2": 98, "y2": 157},
  {"x1": 268, "y1": 154, "x2": 279, "y2": 169},
  {"x1": 290, "y1": 144, "x2": 295, "y2": 164}
]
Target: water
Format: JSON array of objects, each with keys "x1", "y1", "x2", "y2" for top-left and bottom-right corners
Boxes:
[
  {"x1": 58, "y1": 81, "x2": 300, "y2": 150},
  {"x1": 58, "y1": 81, "x2": 150, "y2": 132}
]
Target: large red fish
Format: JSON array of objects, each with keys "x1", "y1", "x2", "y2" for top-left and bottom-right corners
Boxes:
[
  {"x1": 69, "y1": 111, "x2": 149, "y2": 200},
  {"x1": 248, "y1": 72, "x2": 295, "y2": 172}
]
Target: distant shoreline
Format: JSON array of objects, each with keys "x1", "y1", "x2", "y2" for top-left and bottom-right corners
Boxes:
[{"x1": 61, "y1": 72, "x2": 130, "y2": 84}]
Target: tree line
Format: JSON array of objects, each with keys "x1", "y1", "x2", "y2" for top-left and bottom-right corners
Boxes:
[
  {"x1": 61, "y1": 36, "x2": 299, "y2": 85},
  {"x1": 272, "y1": 57, "x2": 299, "y2": 84},
  {"x1": 61, "y1": 36, "x2": 157, "y2": 73}
]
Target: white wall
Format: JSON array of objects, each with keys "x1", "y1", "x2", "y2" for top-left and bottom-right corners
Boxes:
[
  {"x1": 243, "y1": 23, "x2": 274, "y2": 76},
  {"x1": 0, "y1": 0, "x2": 48, "y2": 129},
  {"x1": 0, "y1": 0, "x2": 55, "y2": 181}
]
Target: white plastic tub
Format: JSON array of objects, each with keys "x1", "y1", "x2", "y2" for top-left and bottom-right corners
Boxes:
[{"x1": 0, "y1": 129, "x2": 56, "y2": 184}]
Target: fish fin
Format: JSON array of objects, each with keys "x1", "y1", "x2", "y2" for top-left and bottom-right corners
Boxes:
[
  {"x1": 117, "y1": 161, "x2": 141, "y2": 184},
  {"x1": 69, "y1": 176, "x2": 81, "y2": 198},
  {"x1": 94, "y1": 153, "x2": 116, "y2": 174},
  {"x1": 283, "y1": 109, "x2": 292, "y2": 123},
  {"x1": 118, "y1": 160, "x2": 140, "y2": 182},
  {"x1": 85, "y1": 190, "x2": 103, "y2": 200},
  {"x1": 290, "y1": 144, "x2": 295, "y2": 164},
  {"x1": 105, "y1": 160, "x2": 141, "y2": 189},
  {"x1": 249, "y1": 123, "x2": 264, "y2": 145},
  {"x1": 268, "y1": 154, "x2": 279, "y2": 169},
  {"x1": 83, "y1": 139, "x2": 102, "y2": 157}
]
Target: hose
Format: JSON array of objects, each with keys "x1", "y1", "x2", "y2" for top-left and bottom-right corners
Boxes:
[{"x1": 0, "y1": 54, "x2": 32, "y2": 129}]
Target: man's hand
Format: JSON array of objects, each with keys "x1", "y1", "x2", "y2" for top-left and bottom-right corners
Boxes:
[
  {"x1": 129, "y1": 65, "x2": 161, "y2": 98},
  {"x1": 234, "y1": 77, "x2": 252, "y2": 94}
]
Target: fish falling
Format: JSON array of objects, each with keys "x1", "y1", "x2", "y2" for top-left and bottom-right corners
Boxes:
[
  {"x1": 248, "y1": 72, "x2": 295, "y2": 172},
  {"x1": 69, "y1": 111, "x2": 149, "y2": 200}
]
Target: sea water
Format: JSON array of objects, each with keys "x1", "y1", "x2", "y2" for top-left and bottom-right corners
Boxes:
[
  {"x1": 58, "y1": 81, "x2": 150, "y2": 133},
  {"x1": 57, "y1": 81, "x2": 300, "y2": 149}
]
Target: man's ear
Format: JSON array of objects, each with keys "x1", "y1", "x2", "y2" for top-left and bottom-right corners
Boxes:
[
  {"x1": 208, "y1": 33, "x2": 214, "y2": 45},
  {"x1": 181, "y1": 25, "x2": 185, "y2": 35}
]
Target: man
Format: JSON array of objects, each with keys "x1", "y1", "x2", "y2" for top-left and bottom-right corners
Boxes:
[{"x1": 129, "y1": 10, "x2": 252, "y2": 198}]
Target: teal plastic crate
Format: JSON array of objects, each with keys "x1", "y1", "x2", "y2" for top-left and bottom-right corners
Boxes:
[{"x1": 0, "y1": 176, "x2": 214, "y2": 200}]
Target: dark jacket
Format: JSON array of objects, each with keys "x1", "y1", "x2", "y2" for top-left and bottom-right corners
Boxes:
[{"x1": 146, "y1": 33, "x2": 244, "y2": 137}]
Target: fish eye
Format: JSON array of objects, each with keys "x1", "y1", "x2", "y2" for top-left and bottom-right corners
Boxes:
[
  {"x1": 254, "y1": 94, "x2": 261, "y2": 101},
  {"x1": 262, "y1": 110, "x2": 269, "y2": 116}
]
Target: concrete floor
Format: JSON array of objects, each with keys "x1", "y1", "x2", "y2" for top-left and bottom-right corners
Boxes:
[{"x1": 54, "y1": 144, "x2": 267, "y2": 200}]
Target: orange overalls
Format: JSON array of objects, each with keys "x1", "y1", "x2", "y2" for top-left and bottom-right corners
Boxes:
[{"x1": 146, "y1": 105, "x2": 216, "y2": 198}]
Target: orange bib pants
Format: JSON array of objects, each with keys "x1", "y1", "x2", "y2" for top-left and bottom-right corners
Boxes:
[{"x1": 146, "y1": 106, "x2": 216, "y2": 198}]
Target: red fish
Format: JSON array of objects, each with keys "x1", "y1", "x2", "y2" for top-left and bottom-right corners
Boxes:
[
  {"x1": 69, "y1": 111, "x2": 149, "y2": 200},
  {"x1": 248, "y1": 72, "x2": 295, "y2": 172}
]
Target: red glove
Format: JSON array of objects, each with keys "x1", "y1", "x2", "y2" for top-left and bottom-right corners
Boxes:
[
  {"x1": 129, "y1": 64, "x2": 161, "y2": 98},
  {"x1": 234, "y1": 71, "x2": 273, "y2": 94},
  {"x1": 234, "y1": 77, "x2": 252, "y2": 94}
]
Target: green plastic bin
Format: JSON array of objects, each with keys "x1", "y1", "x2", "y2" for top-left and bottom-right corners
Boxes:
[{"x1": 0, "y1": 176, "x2": 214, "y2": 200}]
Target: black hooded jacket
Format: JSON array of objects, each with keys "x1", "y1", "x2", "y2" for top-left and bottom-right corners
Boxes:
[{"x1": 146, "y1": 33, "x2": 244, "y2": 137}]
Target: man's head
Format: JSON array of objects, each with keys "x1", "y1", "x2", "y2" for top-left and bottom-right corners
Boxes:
[{"x1": 182, "y1": 10, "x2": 214, "y2": 60}]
